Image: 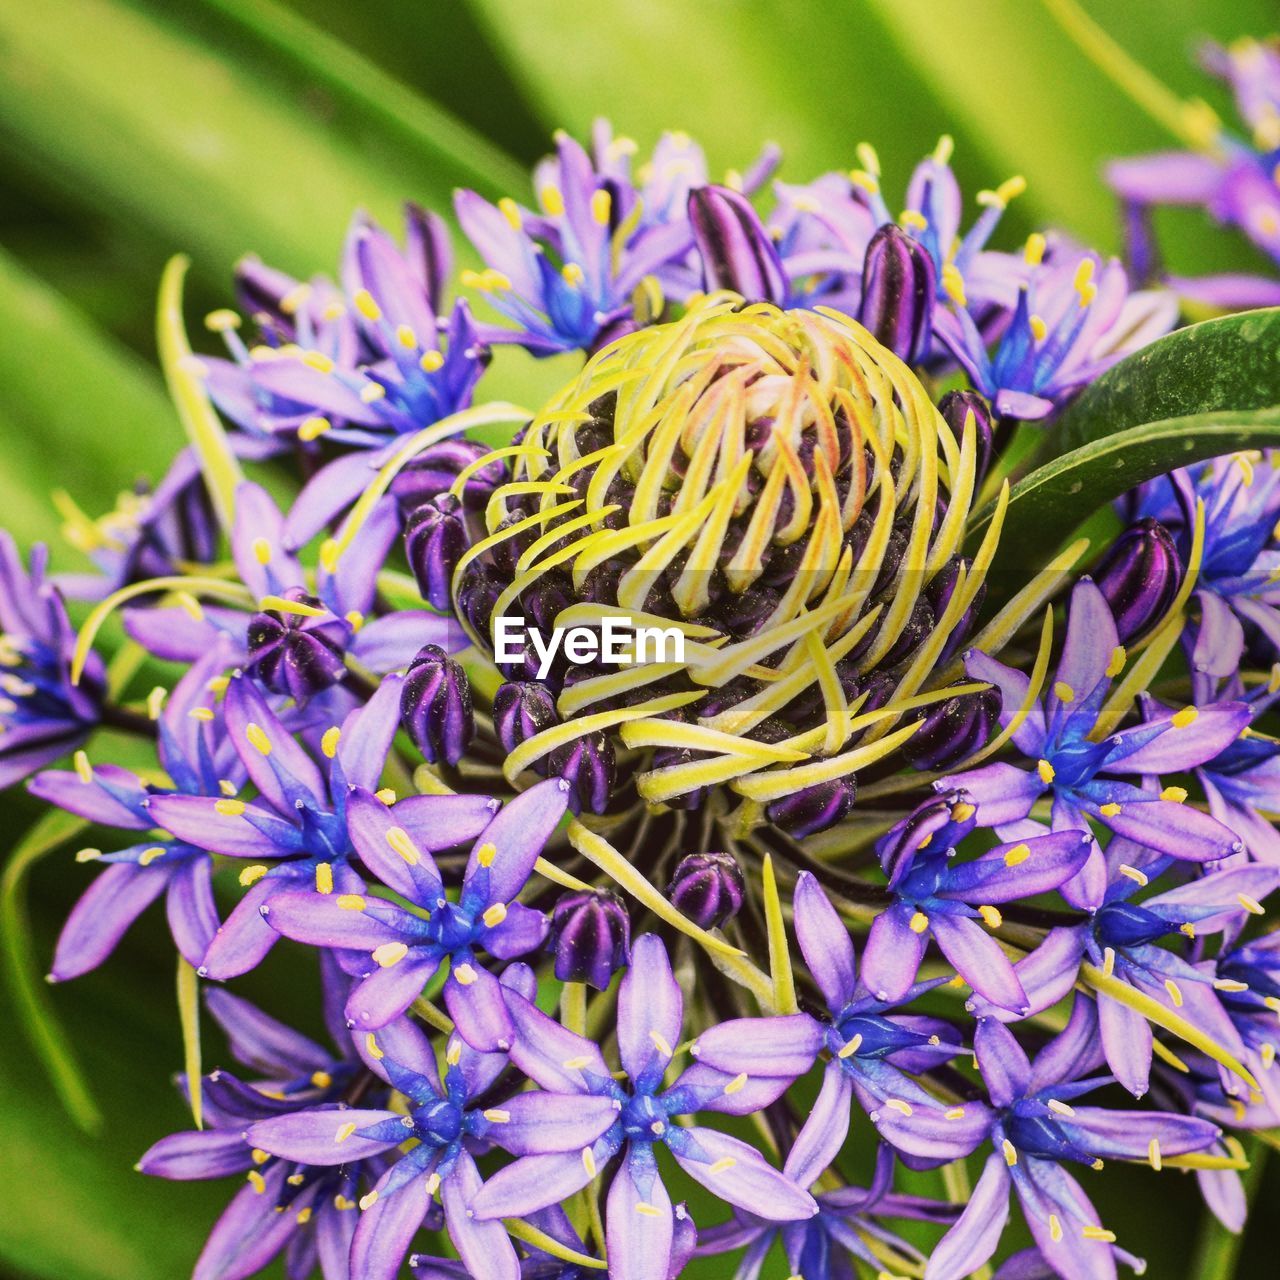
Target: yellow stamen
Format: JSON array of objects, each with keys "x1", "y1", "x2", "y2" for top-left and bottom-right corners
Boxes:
[
  {"x1": 1099, "y1": 802, "x2": 1122, "y2": 818},
  {"x1": 245, "y1": 723, "x2": 272, "y2": 756},
  {"x1": 582, "y1": 1147, "x2": 598, "y2": 1177},
  {"x1": 1106, "y1": 645, "x2": 1127, "y2": 678},
  {"x1": 1002, "y1": 1139, "x2": 1018, "y2": 1166},
  {"x1": 315, "y1": 862, "x2": 333, "y2": 895},
  {"x1": 74, "y1": 750, "x2": 93, "y2": 784},
  {"x1": 215, "y1": 798, "x2": 245, "y2": 816},
  {"x1": 1053, "y1": 681, "x2": 1075, "y2": 703},
  {"x1": 476, "y1": 842, "x2": 496, "y2": 867},
  {"x1": 1171, "y1": 706, "x2": 1199, "y2": 729},
  {"x1": 482, "y1": 903, "x2": 508, "y2": 928},
  {"x1": 372, "y1": 942, "x2": 408, "y2": 968},
  {"x1": 1004, "y1": 843, "x2": 1031, "y2": 867},
  {"x1": 1119, "y1": 864, "x2": 1148, "y2": 886},
  {"x1": 298, "y1": 415, "x2": 331, "y2": 442},
  {"x1": 337, "y1": 894, "x2": 366, "y2": 911},
  {"x1": 1161, "y1": 786, "x2": 1187, "y2": 803},
  {"x1": 239, "y1": 864, "x2": 268, "y2": 887},
  {"x1": 1037, "y1": 759, "x2": 1056, "y2": 784},
  {"x1": 248, "y1": 1170, "x2": 267, "y2": 1194},
  {"x1": 909, "y1": 911, "x2": 930, "y2": 934},
  {"x1": 454, "y1": 962, "x2": 479, "y2": 986},
  {"x1": 321, "y1": 726, "x2": 341, "y2": 759},
  {"x1": 978, "y1": 905, "x2": 1003, "y2": 929},
  {"x1": 334, "y1": 1122, "x2": 357, "y2": 1143},
  {"x1": 1165, "y1": 978, "x2": 1184, "y2": 1008},
  {"x1": 353, "y1": 290, "x2": 381, "y2": 321}
]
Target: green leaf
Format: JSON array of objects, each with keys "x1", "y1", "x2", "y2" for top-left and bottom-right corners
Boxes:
[
  {"x1": 1045, "y1": 308, "x2": 1280, "y2": 461},
  {"x1": 970, "y1": 408, "x2": 1280, "y2": 565},
  {"x1": 0, "y1": 808, "x2": 98, "y2": 1131}
]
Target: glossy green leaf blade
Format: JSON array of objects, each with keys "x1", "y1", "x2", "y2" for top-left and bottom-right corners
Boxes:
[
  {"x1": 0, "y1": 248, "x2": 174, "y2": 545},
  {"x1": 0, "y1": 0, "x2": 517, "y2": 276},
  {"x1": 971, "y1": 409, "x2": 1280, "y2": 563},
  {"x1": 1045, "y1": 308, "x2": 1280, "y2": 461}
]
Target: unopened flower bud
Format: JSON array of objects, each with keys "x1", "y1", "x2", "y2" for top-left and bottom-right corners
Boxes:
[
  {"x1": 456, "y1": 561, "x2": 505, "y2": 638},
  {"x1": 547, "y1": 731, "x2": 615, "y2": 816},
  {"x1": 492, "y1": 681, "x2": 559, "y2": 759},
  {"x1": 903, "y1": 686, "x2": 1002, "y2": 770},
  {"x1": 666, "y1": 852, "x2": 745, "y2": 929},
  {"x1": 926, "y1": 555, "x2": 986, "y2": 666},
  {"x1": 767, "y1": 775, "x2": 857, "y2": 837},
  {"x1": 937, "y1": 390, "x2": 995, "y2": 488},
  {"x1": 1094, "y1": 518, "x2": 1183, "y2": 643},
  {"x1": 548, "y1": 889, "x2": 630, "y2": 989},
  {"x1": 688, "y1": 185, "x2": 789, "y2": 305},
  {"x1": 404, "y1": 495, "x2": 467, "y2": 611},
  {"x1": 400, "y1": 645, "x2": 473, "y2": 766},
  {"x1": 247, "y1": 588, "x2": 348, "y2": 704},
  {"x1": 858, "y1": 224, "x2": 936, "y2": 365},
  {"x1": 391, "y1": 439, "x2": 505, "y2": 510}
]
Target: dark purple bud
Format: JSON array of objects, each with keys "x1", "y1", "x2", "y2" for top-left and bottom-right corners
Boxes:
[
  {"x1": 858, "y1": 224, "x2": 936, "y2": 364},
  {"x1": 688, "y1": 185, "x2": 789, "y2": 306},
  {"x1": 937, "y1": 390, "x2": 995, "y2": 489},
  {"x1": 548, "y1": 731, "x2": 615, "y2": 815},
  {"x1": 766, "y1": 775, "x2": 857, "y2": 838},
  {"x1": 903, "y1": 686, "x2": 1002, "y2": 771},
  {"x1": 405, "y1": 495, "x2": 467, "y2": 611},
  {"x1": 1095, "y1": 518, "x2": 1184, "y2": 644},
  {"x1": 247, "y1": 588, "x2": 348, "y2": 704},
  {"x1": 492, "y1": 681, "x2": 559, "y2": 759},
  {"x1": 548, "y1": 889, "x2": 630, "y2": 990},
  {"x1": 391, "y1": 439, "x2": 506, "y2": 510},
  {"x1": 456, "y1": 561, "x2": 506, "y2": 638},
  {"x1": 877, "y1": 595, "x2": 935, "y2": 669},
  {"x1": 926, "y1": 556, "x2": 986, "y2": 666},
  {"x1": 666, "y1": 852, "x2": 745, "y2": 930},
  {"x1": 400, "y1": 645, "x2": 473, "y2": 766}
]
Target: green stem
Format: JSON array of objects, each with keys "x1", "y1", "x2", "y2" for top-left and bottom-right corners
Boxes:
[{"x1": 1189, "y1": 1140, "x2": 1267, "y2": 1280}]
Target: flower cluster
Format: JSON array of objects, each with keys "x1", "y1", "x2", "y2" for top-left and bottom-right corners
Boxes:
[{"x1": 7, "y1": 106, "x2": 1280, "y2": 1280}]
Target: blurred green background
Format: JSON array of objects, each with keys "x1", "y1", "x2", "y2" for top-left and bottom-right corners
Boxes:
[{"x1": 2, "y1": 1, "x2": 1278, "y2": 1276}]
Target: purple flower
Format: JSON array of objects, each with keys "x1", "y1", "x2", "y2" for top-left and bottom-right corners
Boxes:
[
  {"x1": 30, "y1": 639, "x2": 240, "y2": 976},
  {"x1": 945, "y1": 579, "x2": 1250, "y2": 908},
  {"x1": 138, "y1": 981, "x2": 377, "y2": 1280},
  {"x1": 696, "y1": 1143, "x2": 958, "y2": 1280},
  {"x1": 1127, "y1": 456, "x2": 1280, "y2": 677},
  {"x1": 456, "y1": 131, "x2": 697, "y2": 354},
  {"x1": 144, "y1": 669, "x2": 441, "y2": 980},
  {"x1": 1204, "y1": 928, "x2": 1280, "y2": 1115},
  {"x1": 1108, "y1": 39, "x2": 1280, "y2": 310},
  {"x1": 0, "y1": 532, "x2": 104, "y2": 789},
  {"x1": 915, "y1": 1004, "x2": 1219, "y2": 1280},
  {"x1": 861, "y1": 792, "x2": 1092, "y2": 1014},
  {"x1": 249, "y1": 1014, "x2": 521, "y2": 1280},
  {"x1": 263, "y1": 778, "x2": 568, "y2": 1049},
  {"x1": 935, "y1": 241, "x2": 1177, "y2": 420},
  {"x1": 471, "y1": 935, "x2": 818, "y2": 1280}
]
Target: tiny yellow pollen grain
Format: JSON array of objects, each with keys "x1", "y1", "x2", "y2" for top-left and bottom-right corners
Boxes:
[
  {"x1": 561, "y1": 262, "x2": 585, "y2": 288},
  {"x1": 295, "y1": 1207, "x2": 311, "y2": 1225},
  {"x1": 1099, "y1": 802, "x2": 1122, "y2": 818},
  {"x1": 1172, "y1": 706, "x2": 1199, "y2": 729},
  {"x1": 139, "y1": 847, "x2": 166, "y2": 866},
  {"x1": 1148, "y1": 1137, "x2": 1162, "y2": 1171},
  {"x1": 216, "y1": 798, "x2": 246, "y2": 816},
  {"x1": 1082, "y1": 1226, "x2": 1117, "y2": 1243},
  {"x1": 385, "y1": 826, "x2": 420, "y2": 866},
  {"x1": 76, "y1": 847, "x2": 102, "y2": 863},
  {"x1": 483, "y1": 1108, "x2": 510, "y2": 1123},
  {"x1": 1119, "y1": 864, "x2": 1148, "y2": 887},
  {"x1": 1049, "y1": 1213, "x2": 1063, "y2": 1243},
  {"x1": 909, "y1": 911, "x2": 930, "y2": 934},
  {"x1": 359, "y1": 1191, "x2": 379, "y2": 1211},
  {"x1": 951, "y1": 801, "x2": 976, "y2": 822},
  {"x1": 886, "y1": 1098, "x2": 913, "y2": 1116},
  {"x1": 239, "y1": 864, "x2": 268, "y2": 887},
  {"x1": 301, "y1": 351, "x2": 335, "y2": 374},
  {"x1": 251, "y1": 1148, "x2": 270, "y2": 1165},
  {"x1": 899, "y1": 209, "x2": 928, "y2": 231},
  {"x1": 945, "y1": 1107, "x2": 966, "y2": 1120},
  {"x1": 315, "y1": 862, "x2": 334, "y2": 895},
  {"x1": 1161, "y1": 786, "x2": 1187, "y2": 804},
  {"x1": 838, "y1": 1033, "x2": 864, "y2": 1059},
  {"x1": 1181, "y1": 922, "x2": 1197, "y2": 939},
  {"x1": 1004, "y1": 842, "x2": 1031, "y2": 867},
  {"x1": 345, "y1": 610, "x2": 365, "y2": 631},
  {"x1": 1037, "y1": 759, "x2": 1056, "y2": 784},
  {"x1": 540, "y1": 184, "x2": 565, "y2": 217},
  {"x1": 189, "y1": 707, "x2": 215, "y2": 722},
  {"x1": 375, "y1": 788, "x2": 396, "y2": 805}
]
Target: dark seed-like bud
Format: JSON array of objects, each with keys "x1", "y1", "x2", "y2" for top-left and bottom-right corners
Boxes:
[
  {"x1": 456, "y1": 561, "x2": 506, "y2": 638},
  {"x1": 688, "y1": 185, "x2": 790, "y2": 305},
  {"x1": 400, "y1": 644, "x2": 473, "y2": 766},
  {"x1": 492, "y1": 681, "x2": 559, "y2": 759},
  {"x1": 405, "y1": 494, "x2": 467, "y2": 611},
  {"x1": 1095, "y1": 518, "x2": 1184, "y2": 643},
  {"x1": 937, "y1": 390, "x2": 995, "y2": 488},
  {"x1": 926, "y1": 556, "x2": 986, "y2": 666},
  {"x1": 767, "y1": 775, "x2": 857, "y2": 838},
  {"x1": 903, "y1": 685, "x2": 1002, "y2": 771},
  {"x1": 247, "y1": 587, "x2": 348, "y2": 704},
  {"x1": 390, "y1": 439, "x2": 506, "y2": 510},
  {"x1": 666, "y1": 852, "x2": 745, "y2": 929},
  {"x1": 548, "y1": 731, "x2": 615, "y2": 815},
  {"x1": 548, "y1": 889, "x2": 631, "y2": 990},
  {"x1": 858, "y1": 224, "x2": 937, "y2": 365}
]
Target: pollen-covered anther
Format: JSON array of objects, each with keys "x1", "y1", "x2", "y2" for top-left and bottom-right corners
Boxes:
[
  {"x1": 454, "y1": 963, "x2": 479, "y2": 986},
  {"x1": 724, "y1": 1072, "x2": 749, "y2": 1094},
  {"x1": 909, "y1": 911, "x2": 930, "y2": 934},
  {"x1": 334, "y1": 1122, "x2": 357, "y2": 1143},
  {"x1": 1119, "y1": 864, "x2": 1148, "y2": 886},
  {"x1": 1053, "y1": 681, "x2": 1075, "y2": 703},
  {"x1": 1004, "y1": 843, "x2": 1031, "y2": 867},
  {"x1": 337, "y1": 894, "x2": 366, "y2": 911},
  {"x1": 239, "y1": 864, "x2": 268, "y2": 887},
  {"x1": 944, "y1": 1107, "x2": 966, "y2": 1120},
  {"x1": 885, "y1": 1098, "x2": 913, "y2": 1116},
  {"x1": 1037, "y1": 759, "x2": 1056, "y2": 784},
  {"x1": 372, "y1": 942, "x2": 409, "y2": 968},
  {"x1": 708, "y1": 1157, "x2": 737, "y2": 1175},
  {"x1": 315, "y1": 863, "x2": 333, "y2": 895},
  {"x1": 385, "y1": 826, "x2": 421, "y2": 866},
  {"x1": 1164, "y1": 978, "x2": 1184, "y2": 1008},
  {"x1": 581, "y1": 1147, "x2": 598, "y2": 1177},
  {"x1": 838, "y1": 1033, "x2": 864, "y2": 1059},
  {"x1": 1002, "y1": 1139, "x2": 1018, "y2": 1166},
  {"x1": 244, "y1": 722, "x2": 272, "y2": 756},
  {"x1": 1171, "y1": 706, "x2": 1199, "y2": 728},
  {"x1": 1046, "y1": 1098, "x2": 1075, "y2": 1117},
  {"x1": 482, "y1": 903, "x2": 508, "y2": 928},
  {"x1": 1148, "y1": 1138, "x2": 1162, "y2": 1171},
  {"x1": 1160, "y1": 786, "x2": 1187, "y2": 803},
  {"x1": 1099, "y1": 802, "x2": 1122, "y2": 818},
  {"x1": 1238, "y1": 893, "x2": 1266, "y2": 915},
  {"x1": 978, "y1": 904, "x2": 1002, "y2": 929},
  {"x1": 649, "y1": 1029, "x2": 674, "y2": 1057},
  {"x1": 1082, "y1": 1226, "x2": 1117, "y2": 1243}
]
